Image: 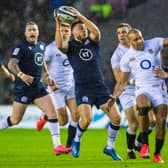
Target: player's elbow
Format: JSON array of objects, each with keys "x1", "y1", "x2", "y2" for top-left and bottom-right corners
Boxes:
[{"x1": 8, "y1": 61, "x2": 12, "y2": 71}]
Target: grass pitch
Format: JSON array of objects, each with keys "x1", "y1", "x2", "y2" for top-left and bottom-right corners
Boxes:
[{"x1": 0, "y1": 128, "x2": 167, "y2": 168}]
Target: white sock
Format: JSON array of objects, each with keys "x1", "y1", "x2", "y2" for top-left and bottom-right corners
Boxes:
[
  {"x1": 48, "y1": 121, "x2": 61, "y2": 148},
  {"x1": 69, "y1": 120, "x2": 78, "y2": 127},
  {"x1": 0, "y1": 117, "x2": 10, "y2": 130},
  {"x1": 74, "y1": 124, "x2": 85, "y2": 142},
  {"x1": 107, "y1": 123, "x2": 120, "y2": 149}
]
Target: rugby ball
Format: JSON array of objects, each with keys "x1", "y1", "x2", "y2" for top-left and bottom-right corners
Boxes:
[{"x1": 54, "y1": 6, "x2": 78, "y2": 24}]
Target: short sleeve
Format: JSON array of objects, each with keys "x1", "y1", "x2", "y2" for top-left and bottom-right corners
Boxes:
[
  {"x1": 120, "y1": 55, "x2": 130, "y2": 72},
  {"x1": 11, "y1": 45, "x2": 22, "y2": 60}
]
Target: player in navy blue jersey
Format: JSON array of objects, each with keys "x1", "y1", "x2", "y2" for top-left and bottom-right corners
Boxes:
[
  {"x1": 0, "y1": 21, "x2": 71, "y2": 155},
  {"x1": 55, "y1": 8, "x2": 122, "y2": 160}
]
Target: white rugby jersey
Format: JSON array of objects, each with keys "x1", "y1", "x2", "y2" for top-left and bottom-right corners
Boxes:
[
  {"x1": 120, "y1": 38, "x2": 164, "y2": 88},
  {"x1": 45, "y1": 41, "x2": 74, "y2": 88},
  {"x1": 111, "y1": 43, "x2": 129, "y2": 69}
]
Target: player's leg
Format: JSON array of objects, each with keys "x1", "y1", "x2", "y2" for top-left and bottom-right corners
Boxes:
[
  {"x1": 136, "y1": 94, "x2": 151, "y2": 158},
  {"x1": 72, "y1": 104, "x2": 92, "y2": 158},
  {"x1": 34, "y1": 94, "x2": 70, "y2": 155},
  {"x1": 148, "y1": 109, "x2": 156, "y2": 134},
  {"x1": 36, "y1": 90, "x2": 66, "y2": 131},
  {"x1": 124, "y1": 106, "x2": 138, "y2": 159},
  {"x1": 101, "y1": 102, "x2": 122, "y2": 160},
  {"x1": 153, "y1": 104, "x2": 167, "y2": 163},
  {"x1": 0, "y1": 101, "x2": 27, "y2": 129},
  {"x1": 66, "y1": 97, "x2": 79, "y2": 147},
  {"x1": 119, "y1": 91, "x2": 138, "y2": 159}
]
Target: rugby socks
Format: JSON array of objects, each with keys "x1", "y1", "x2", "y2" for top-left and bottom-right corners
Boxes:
[
  {"x1": 48, "y1": 118, "x2": 61, "y2": 147},
  {"x1": 107, "y1": 123, "x2": 120, "y2": 149},
  {"x1": 66, "y1": 120, "x2": 78, "y2": 147},
  {"x1": 139, "y1": 132, "x2": 148, "y2": 145},
  {"x1": 74, "y1": 123, "x2": 86, "y2": 142},
  {"x1": 0, "y1": 116, "x2": 12, "y2": 129},
  {"x1": 126, "y1": 128, "x2": 136, "y2": 151},
  {"x1": 154, "y1": 139, "x2": 164, "y2": 155}
]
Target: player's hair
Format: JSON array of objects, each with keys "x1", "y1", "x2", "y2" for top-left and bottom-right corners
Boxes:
[
  {"x1": 116, "y1": 23, "x2": 132, "y2": 30},
  {"x1": 26, "y1": 21, "x2": 38, "y2": 27},
  {"x1": 71, "y1": 21, "x2": 83, "y2": 31},
  {"x1": 60, "y1": 22, "x2": 71, "y2": 28},
  {"x1": 127, "y1": 28, "x2": 141, "y2": 39}
]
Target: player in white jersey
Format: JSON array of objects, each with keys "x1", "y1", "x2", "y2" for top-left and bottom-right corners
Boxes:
[
  {"x1": 112, "y1": 28, "x2": 168, "y2": 163},
  {"x1": 111, "y1": 23, "x2": 156, "y2": 159},
  {"x1": 36, "y1": 23, "x2": 79, "y2": 148}
]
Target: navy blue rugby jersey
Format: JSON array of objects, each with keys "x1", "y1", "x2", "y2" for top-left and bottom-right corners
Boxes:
[
  {"x1": 67, "y1": 38, "x2": 104, "y2": 85},
  {"x1": 11, "y1": 39, "x2": 46, "y2": 79}
]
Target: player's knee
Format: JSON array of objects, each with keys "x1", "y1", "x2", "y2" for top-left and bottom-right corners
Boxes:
[
  {"x1": 129, "y1": 123, "x2": 138, "y2": 132},
  {"x1": 59, "y1": 118, "x2": 68, "y2": 126},
  {"x1": 137, "y1": 106, "x2": 149, "y2": 116},
  {"x1": 82, "y1": 117, "x2": 92, "y2": 127},
  {"x1": 149, "y1": 120, "x2": 156, "y2": 128}
]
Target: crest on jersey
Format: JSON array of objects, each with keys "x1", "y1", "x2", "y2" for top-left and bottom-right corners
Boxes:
[
  {"x1": 34, "y1": 53, "x2": 44, "y2": 66},
  {"x1": 79, "y1": 48, "x2": 93, "y2": 61}
]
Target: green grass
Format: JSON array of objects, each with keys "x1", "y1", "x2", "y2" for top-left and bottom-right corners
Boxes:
[{"x1": 0, "y1": 128, "x2": 167, "y2": 168}]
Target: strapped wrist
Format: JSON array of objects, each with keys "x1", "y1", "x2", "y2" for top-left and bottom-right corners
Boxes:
[{"x1": 17, "y1": 71, "x2": 25, "y2": 79}]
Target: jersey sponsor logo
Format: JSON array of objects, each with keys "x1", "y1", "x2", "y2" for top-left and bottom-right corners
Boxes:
[
  {"x1": 82, "y1": 96, "x2": 89, "y2": 103},
  {"x1": 12, "y1": 48, "x2": 20, "y2": 55},
  {"x1": 63, "y1": 58, "x2": 70, "y2": 66},
  {"x1": 79, "y1": 48, "x2": 93, "y2": 61},
  {"x1": 140, "y1": 59, "x2": 151, "y2": 69},
  {"x1": 34, "y1": 53, "x2": 44, "y2": 66}
]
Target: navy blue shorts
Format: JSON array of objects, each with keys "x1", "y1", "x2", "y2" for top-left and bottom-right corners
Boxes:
[
  {"x1": 75, "y1": 83, "x2": 111, "y2": 108},
  {"x1": 14, "y1": 79, "x2": 48, "y2": 104}
]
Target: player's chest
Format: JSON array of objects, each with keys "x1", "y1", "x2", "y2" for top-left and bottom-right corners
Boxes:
[{"x1": 129, "y1": 51, "x2": 159, "y2": 70}]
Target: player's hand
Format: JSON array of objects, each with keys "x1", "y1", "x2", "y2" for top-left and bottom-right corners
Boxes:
[
  {"x1": 17, "y1": 71, "x2": 34, "y2": 85},
  {"x1": 153, "y1": 67, "x2": 168, "y2": 79},
  {"x1": 107, "y1": 96, "x2": 116, "y2": 110},
  {"x1": 8, "y1": 73, "x2": 15, "y2": 82},
  {"x1": 70, "y1": 7, "x2": 82, "y2": 18},
  {"x1": 21, "y1": 74, "x2": 34, "y2": 86},
  {"x1": 47, "y1": 78, "x2": 59, "y2": 91}
]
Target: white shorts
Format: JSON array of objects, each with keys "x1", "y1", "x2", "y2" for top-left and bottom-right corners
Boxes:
[
  {"x1": 135, "y1": 85, "x2": 168, "y2": 108},
  {"x1": 50, "y1": 85, "x2": 75, "y2": 109},
  {"x1": 119, "y1": 85, "x2": 136, "y2": 110}
]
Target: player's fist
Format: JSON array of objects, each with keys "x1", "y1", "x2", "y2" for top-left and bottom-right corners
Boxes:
[{"x1": 48, "y1": 78, "x2": 59, "y2": 91}]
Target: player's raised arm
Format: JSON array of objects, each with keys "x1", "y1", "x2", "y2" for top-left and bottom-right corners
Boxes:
[
  {"x1": 55, "y1": 16, "x2": 70, "y2": 53},
  {"x1": 71, "y1": 8, "x2": 101, "y2": 42}
]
